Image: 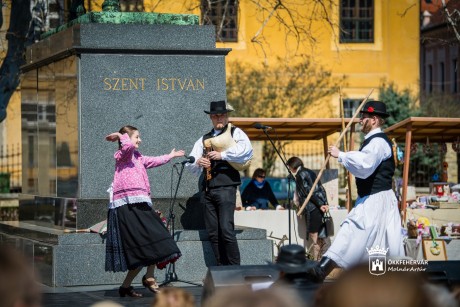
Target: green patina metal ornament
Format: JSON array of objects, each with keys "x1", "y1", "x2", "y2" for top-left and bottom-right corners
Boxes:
[
  {"x1": 40, "y1": 0, "x2": 199, "y2": 40},
  {"x1": 76, "y1": 5, "x2": 86, "y2": 17},
  {"x1": 102, "y1": 0, "x2": 121, "y2": 12}
]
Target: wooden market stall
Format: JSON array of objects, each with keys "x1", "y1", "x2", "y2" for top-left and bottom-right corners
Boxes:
[
  {"x1": 230, "y1": 117, "x2": 360, "y2": 165},
  {"x1": 229, "y1": 117, "x2": 359, "y2": 210},
  {"x1": 385, "y1": 117, "x2": 460, "y2": 222}
]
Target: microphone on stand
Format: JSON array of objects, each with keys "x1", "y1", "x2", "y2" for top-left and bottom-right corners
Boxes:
[
  {"x1": 253, "y1": 123, "x2": 273, "y2": 130},
  {"x1": 175, "y1": 156, "x2": 195, "y2": 165}
]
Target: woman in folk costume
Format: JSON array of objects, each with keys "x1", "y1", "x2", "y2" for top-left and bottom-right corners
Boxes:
[
  {"x1": 105, "y1": 125, "x2": 184, "y2": 297},
  {"x1": 310, "y1": 100, "x2": 404, "y2": 281}
]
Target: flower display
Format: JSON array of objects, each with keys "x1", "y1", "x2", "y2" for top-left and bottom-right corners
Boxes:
[{"x1": 416, "y1": 217, "x2": 430, "y2": 227}]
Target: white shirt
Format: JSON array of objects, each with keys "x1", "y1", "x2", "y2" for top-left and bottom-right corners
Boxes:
[
  {"x1": 187, "y1": 127, "x2": 253, "y2": 176},
  {"x1": 337, "y1": 128, "x2": 391, "y2": 179}
]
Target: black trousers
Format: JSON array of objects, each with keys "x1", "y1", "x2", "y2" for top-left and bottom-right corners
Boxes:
[{"x1": 203, "y1": 185, "x2": 240, "y2": 265}]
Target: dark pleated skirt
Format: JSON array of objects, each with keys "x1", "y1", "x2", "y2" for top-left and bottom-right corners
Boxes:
[{"x1": 105, "y1": 202, "x2": 181, "y2": 272}]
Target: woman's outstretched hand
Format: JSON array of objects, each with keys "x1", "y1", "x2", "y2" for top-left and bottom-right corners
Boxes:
[
  {"x1": 105, "y1": 132, "x2": 122, "y2": 142},
  {"x1": 169, "y1": 148, "x2": 185, "y2": 158}
]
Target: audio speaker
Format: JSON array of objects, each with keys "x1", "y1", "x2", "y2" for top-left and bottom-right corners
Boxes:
[
  {"x1": 425, "y1": 260, "x2": 460, "y2": 287},
  {"x1": 202, "y1": 265, "x2": 280, "y2": 303}
]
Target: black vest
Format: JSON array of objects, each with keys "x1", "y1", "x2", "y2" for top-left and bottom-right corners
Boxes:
[
  {"x1": 202, "y1": 125, "x2": 241, "y2": 189},
  {"x1": 355, "y1": 133, "x2": 395, "y2": 198}
]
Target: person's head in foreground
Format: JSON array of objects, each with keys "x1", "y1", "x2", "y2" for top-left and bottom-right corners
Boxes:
[
  {"x1": 151, "y1": 287, "x2": 195, "y2": 307},
  {"x1": 315, "y1": 264, "x2": 437, "y2": 307},
  {"x1": 0, "y1": 246, "x2": 42, "y2": 307},
  {"x1": 203, "y1": 286, "x2": 304, "y2": 307}
]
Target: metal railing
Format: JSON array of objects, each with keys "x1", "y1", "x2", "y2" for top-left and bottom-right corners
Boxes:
[{"x1": 0, "y1": 143, "x2": 22, "y2": 193}]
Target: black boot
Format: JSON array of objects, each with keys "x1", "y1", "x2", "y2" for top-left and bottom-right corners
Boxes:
[{"x1": 308, "y1": 257, "x2": 337, "y2": 282}]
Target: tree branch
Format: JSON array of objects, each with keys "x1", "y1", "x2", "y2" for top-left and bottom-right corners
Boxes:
[
  {"x1": 397, "y1": 3, "x2": 416, "y2": 18},
  {"x1": 251, "y1": 1, "x2": 280, "y2": 44},
  {"x1": 0, "y1": 0, "x2": 32, "y2": 122},
  {"x1": 441, "y1": 0, "x2": 460, "y2": 42}
]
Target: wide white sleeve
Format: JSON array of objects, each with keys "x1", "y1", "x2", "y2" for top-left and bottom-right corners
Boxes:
[
  {"x1": 186, "y1": 137, "x2": 204, "y2": 176},
  {"x1": 338, "y1": 138, "x2": 392, "y2": 179},
  {"x1": 220, "y1": 128, "x2": 253, "y2": 163}
]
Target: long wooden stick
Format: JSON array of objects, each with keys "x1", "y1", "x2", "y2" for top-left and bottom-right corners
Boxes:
[
  {"x1": 339, "y1": 88, "x2": 348, "y2": 152},
  {"x1": 297, "y1": 88, "x2": 374, "y2": 216},
  {"x1": 339, "y1": 88, "x2": 353, "y2": 212}
]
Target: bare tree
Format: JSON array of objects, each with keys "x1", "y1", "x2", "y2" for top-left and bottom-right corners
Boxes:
[
  {"x1": 181, "y1": 0, "x2": 339, "y2": 59},
  {"x1": 0, "y1": 2, "x2": 3, "y2": 32},
  {"x1": 0, "y1": 0, "x2": 32, "y2": 122},
  {"x1": 422, "y1": 0, "x2": 460, "y2": 44},
  {"x1": 227, "y1": 56, "x2": 345, "y2": 173},
  {"x1": 421, "y1": 1, "x2": 460, "y2": 101},
  {"x1": 441, "y1": 0, "x2": 460, "y2": 42}
]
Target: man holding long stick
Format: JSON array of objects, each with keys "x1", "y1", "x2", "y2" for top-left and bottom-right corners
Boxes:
[{"x1": 309, "y1": 100, "x2": 404, "y2": 281}]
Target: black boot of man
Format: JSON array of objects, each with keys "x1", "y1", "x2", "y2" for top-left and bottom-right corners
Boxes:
[{"x1": 308, "y1": 257, "x2": 337, "y2": 282}]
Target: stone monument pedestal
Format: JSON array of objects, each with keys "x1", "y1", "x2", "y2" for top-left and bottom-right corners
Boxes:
[{"x1": 0, "y1": 221, "x2": 272, "y2": 286}]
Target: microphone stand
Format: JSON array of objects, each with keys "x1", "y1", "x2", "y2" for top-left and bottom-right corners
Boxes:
[
  {"x1": 160, "y1": 162, "x2": 202, "y2": 287},
  {"x1": 259, "y1": 127, "x2": 295, "y2": 245}
]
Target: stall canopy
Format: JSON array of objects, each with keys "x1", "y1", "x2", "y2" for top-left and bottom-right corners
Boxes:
[
  {"x1": 384, "y1": 117, "x2": 460, "y2": 221},
  {"x1": 385, "y1": 117, "x2": 460, "y2": 143},
  {"x1": 229, "y1": 117, "x2": 359, "y2": 141}
]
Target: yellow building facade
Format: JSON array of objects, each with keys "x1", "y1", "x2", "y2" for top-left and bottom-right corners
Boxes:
[
  {"x1": 0, "y1": 0, "x2": 420, "y2": 188},
  {"x1": 2, "y1": 0, "x2": 422, "y2": 120},
  {"x1": 130, "y1": 0, "x2": 421, "y2": 181},
  {"x1": 136, "y1": 0, "x2": 420, "y2": 117},
  {"x1": 134, "y1": 0, "x2": 420, "y2": 177}
]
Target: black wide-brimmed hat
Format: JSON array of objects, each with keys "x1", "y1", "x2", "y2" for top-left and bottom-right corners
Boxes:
[
  {"x1": 269, "y1": 244, "x2": 316, "y2": 274},
  {"x1": 360, "y1": 100, "x2": 390, "y2": 118},
  {"x1": 204, "y1": 100, "x2": 233, "y2": 114}
]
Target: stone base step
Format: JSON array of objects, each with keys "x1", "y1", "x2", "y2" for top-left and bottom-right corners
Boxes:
[{"x1": 0, "y1": 221, "x2": 273, "y2": 287}]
